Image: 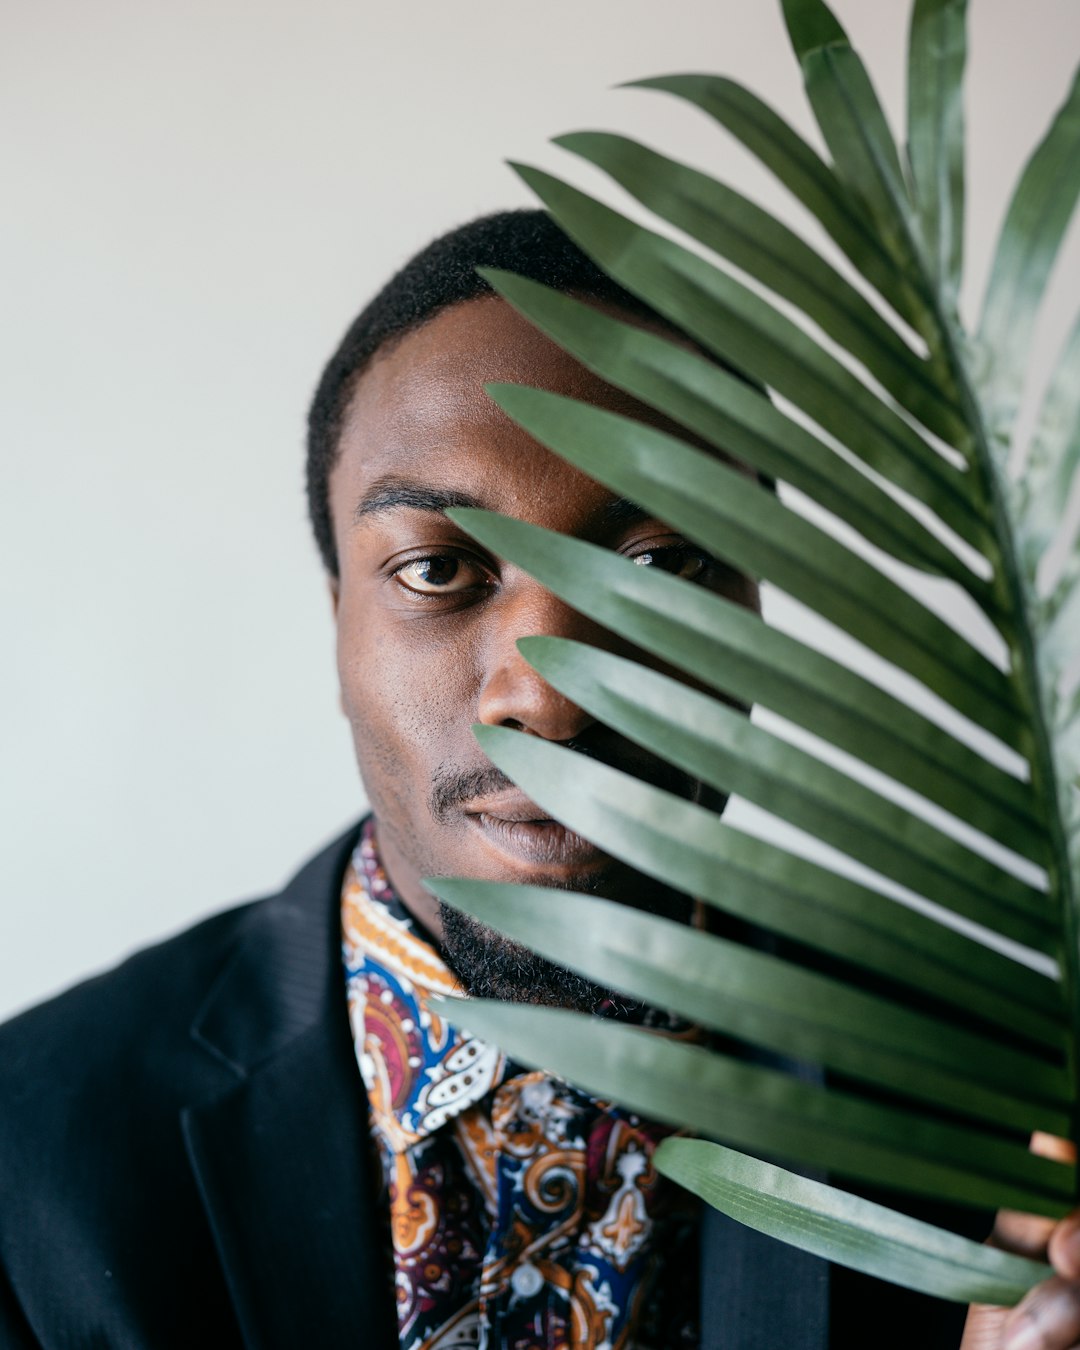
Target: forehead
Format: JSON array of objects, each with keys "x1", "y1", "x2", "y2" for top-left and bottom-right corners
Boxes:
[
  {"x1": 330, "y1": 296, "x2": 669, "y2": 506},
  {"x1": 354, "y1": 294, "x2": 615, "y2": 412}
]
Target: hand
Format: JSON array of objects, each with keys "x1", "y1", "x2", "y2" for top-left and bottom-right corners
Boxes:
[{"x1": 961, "y1": 1134, "x2": 1080, "y2": 1350}]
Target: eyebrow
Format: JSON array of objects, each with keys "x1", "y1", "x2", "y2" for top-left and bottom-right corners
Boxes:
[
  {"x1": 353, "y1": 472, "x2": 652, "y2": 531},
  {"x1": 600, "y1": 496, "x2": 652, "y2": 527},
  {"x1": 352, "y1": 476, "x2": 486, "y2": 524}
]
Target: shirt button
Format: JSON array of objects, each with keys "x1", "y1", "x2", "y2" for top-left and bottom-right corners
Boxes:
[{"x1": 511, "y1": 1262, "x2": 544, "y2": 1299}]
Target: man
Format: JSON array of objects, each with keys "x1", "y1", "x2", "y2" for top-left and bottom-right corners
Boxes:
[{"x1": 0, "y1": 211, "x2": 1076, "y2": 1349}]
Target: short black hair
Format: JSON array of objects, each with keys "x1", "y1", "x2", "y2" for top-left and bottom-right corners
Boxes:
[{"x1": 305, "y1": 208, "x2": 673, "y2": 577}]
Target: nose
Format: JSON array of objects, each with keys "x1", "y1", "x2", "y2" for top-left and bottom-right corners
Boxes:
[{"x1": 475, "y1": 579, "x2": 602, "y2": 742}]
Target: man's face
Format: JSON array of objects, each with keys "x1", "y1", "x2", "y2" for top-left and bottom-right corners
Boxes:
[{"x1": 328, "y1": 296, "x2": 755, "y2": 996}]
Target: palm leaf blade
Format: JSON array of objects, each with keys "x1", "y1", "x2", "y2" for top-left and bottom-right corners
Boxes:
[
  {"x1": 780, "y1": 0, "x2": 848, "y2": 56},
  {"x1": 480, "y1": 388, "x2": 1018, "y2": 739},
  {"x1": 550, "y1": 131, "x2": 964, "y2": 444},
  {"x1": 655, "y1": 1138, "x2": 1050, "y2": 1305},
  {"x1": 978, "y1": 67, "x2": 1080, "y2": 445},
  {"x1": 511, "y1": 163, "x2": 988, "y2": 551},
  {"x1": 782, "y1": 0, "x2": 927, "y2": 295},
  {"x1": 906, "y1": 0, "x2": 967, "y2": 300},
  {"x1": 627, "y1": 72, "x2": 926, "y2": 327},
  {"x1": 448, "y1": 509, "x2": 1044, "y2": 847},
  {"x1": 464, "y1": 725, "x2": 1061, "y2": 1031},
  {"x1": 514, "y1": 636, "x2": 1047, "y2": 934},
  {"x1": 479, "y1": 267, "x2": 975, "y2": 585},
  {"x1": 472, "y1": 723, "x2": 1056, "y2": 954},
  {"x1": 431, "y1": 877, "x2": 1069, "y2": 1133},
  {"x1": 443, "y1": 1001, "x2": 1073, "y2": 1215}
]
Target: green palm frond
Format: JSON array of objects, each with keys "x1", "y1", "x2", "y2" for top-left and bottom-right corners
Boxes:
[{"x1": 431, "y1": 0, "x2": 1080, "y2": 1301}]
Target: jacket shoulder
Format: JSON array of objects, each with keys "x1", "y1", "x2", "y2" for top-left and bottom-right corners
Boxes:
[
  {"x1": 0, "y1": 821, "x2": 361, "y2": 1132},
  {"x1": 0, "y1": 900, "x2": 259, "y2": 1124},
  {"x1": 0, "y1": 825, "x2": 362, "y2": 1347}
]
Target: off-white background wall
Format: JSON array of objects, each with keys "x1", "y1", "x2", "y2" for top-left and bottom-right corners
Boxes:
[{"x1": 3, "y1": 0, "x2": 1079, "y2": 1021}]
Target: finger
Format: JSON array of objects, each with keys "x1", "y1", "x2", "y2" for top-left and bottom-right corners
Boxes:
[
  {"x1": 1050, "y1": 1211, "x2": 1080, "y2": 1282},
  {"x1": 1002, "y1": 1275, "x2": 1080, "y2": 1350},
  {"x1": 1031, "y1": 1133, "x2": 1078, "y2": 1165},
  {"x1": 994, "y1": 1135, "x2": 1078, "y2": 1259},
  {"x1": 960, "y1": 1302, "x2": 1010, "y2": 1349},
  {"x1": 992, "y1": 1209, "x2": 1059, "y2": 1259}
]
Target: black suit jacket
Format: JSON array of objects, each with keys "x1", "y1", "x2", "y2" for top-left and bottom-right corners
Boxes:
[{"x1": 0, "y1": 825, "x2": 969, "y2": 1347}]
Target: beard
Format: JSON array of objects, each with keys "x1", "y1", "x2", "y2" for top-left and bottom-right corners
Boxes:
[
  {"x1": 437, "y1": 904, "x2": 630, "y2": 1013},
  {"x1": 435, "y1": 863, "x2": 695, "y2": 1015}
]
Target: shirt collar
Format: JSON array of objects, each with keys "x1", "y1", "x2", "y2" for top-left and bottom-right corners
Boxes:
[
  {"x1": 342, "y1": 816, "x2": 700, "y2": 1154},
  {"x1": 341, "y1": 818, "x2": 506, "y2": 1153}
]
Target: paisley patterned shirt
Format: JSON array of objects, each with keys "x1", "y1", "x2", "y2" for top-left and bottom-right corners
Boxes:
[{"x1": 342, "y1": 817, "x2": 700, "y2": 1350}]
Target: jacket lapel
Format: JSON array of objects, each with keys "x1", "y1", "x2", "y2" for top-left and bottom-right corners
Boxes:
[{"x1": 181, "y1": 826, "x2": 398, "y2": 1350}]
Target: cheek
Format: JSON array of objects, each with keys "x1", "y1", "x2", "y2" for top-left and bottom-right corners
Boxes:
[{"x1": 336, "y1": 606, "x2": 482, "y2": 812}]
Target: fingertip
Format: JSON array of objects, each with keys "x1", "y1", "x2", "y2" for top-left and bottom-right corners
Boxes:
[
  {"x1": 1048, "y1": 1210, "x2": 1080, "y2": 1281},
  {"x1": 1030, "y1": 1132, "x2": 1078, "y2": 1165}
]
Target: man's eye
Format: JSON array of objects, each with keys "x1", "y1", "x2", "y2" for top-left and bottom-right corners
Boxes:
[
  {"x1": 394, "y1": 556, "x2": 486, "y2": 595},
  {"x1": 632, "y1": 546, "x2": 710, "y2": 581}
]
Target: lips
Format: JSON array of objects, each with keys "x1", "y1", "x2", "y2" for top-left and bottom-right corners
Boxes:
[{"x1": 465, "y1": 791, "x2": 607, "y2": 871}]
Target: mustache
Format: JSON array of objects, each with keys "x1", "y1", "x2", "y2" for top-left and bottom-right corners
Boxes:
[
  {"x1": 430, "y1": 764, "x2": 517, "y2": 823},
  {"x1": 429, "y1": 733, "x2": 703, "y2": 825}
]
